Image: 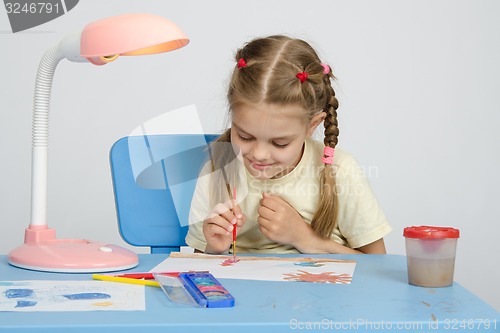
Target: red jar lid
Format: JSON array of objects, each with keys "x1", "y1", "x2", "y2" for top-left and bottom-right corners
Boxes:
[{"x1": 403, "y1": 226, "x2": 460, "y2": 239}]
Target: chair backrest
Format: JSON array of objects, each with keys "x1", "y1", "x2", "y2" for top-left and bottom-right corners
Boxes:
[{"x1": 109, "y1": 134, "x2": 218, "y2": 253}]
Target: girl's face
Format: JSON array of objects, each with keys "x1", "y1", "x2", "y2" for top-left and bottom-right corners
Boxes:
[{"x1": 231, "y1": 102, "x2": 324, "y2": 180}]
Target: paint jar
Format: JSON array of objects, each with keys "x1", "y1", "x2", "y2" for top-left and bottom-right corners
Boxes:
[{"x1": 403, "y1": 226, "x2": 460, "y2": 287}]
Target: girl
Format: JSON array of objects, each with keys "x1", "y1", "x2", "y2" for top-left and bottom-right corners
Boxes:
[{"x1": 186, "y1": 35, "x2": 391, "y2": 254}]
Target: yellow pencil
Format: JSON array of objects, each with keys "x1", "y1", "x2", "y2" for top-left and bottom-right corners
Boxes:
[{"x1": 92, "y1": 274, "x2": 161, "y2": 287}]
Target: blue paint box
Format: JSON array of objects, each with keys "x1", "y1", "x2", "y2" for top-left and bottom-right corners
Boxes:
[{"x1": 154, "y1": 272, "x2": 234, "y2": 308}]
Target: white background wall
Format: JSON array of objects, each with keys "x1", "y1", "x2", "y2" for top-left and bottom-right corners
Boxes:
[{"x1": 1, "y1": 0, "x2": 499, "y2": 311}]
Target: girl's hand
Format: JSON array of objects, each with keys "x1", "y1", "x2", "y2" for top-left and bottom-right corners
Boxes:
[
  {"x1": 257, "y1": 193, "x2": 316, "y2": 249},
  {"x1": 202, "y1": 200, "x2": 246, "y2": 254}
]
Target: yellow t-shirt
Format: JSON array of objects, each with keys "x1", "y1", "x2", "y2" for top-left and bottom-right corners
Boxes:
[{"x1": 185, "y1": 138, "x2": 391, "y2": 253}]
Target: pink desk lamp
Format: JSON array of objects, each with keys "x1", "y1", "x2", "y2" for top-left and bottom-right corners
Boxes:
[{"x1": 8, "y1": 13, "x2": 189, "y2": 273}]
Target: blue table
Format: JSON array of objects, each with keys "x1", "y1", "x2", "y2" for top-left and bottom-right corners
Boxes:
[{"x1": 1, "y1": 254, "x2": 498, "y2": 332}]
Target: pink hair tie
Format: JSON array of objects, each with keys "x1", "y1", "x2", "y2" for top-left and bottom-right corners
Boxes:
[
  {"x1": 237, "y1": 58, "x2": 247, "y2": 69},
  {"x1": 296, "y1": 71, "x2": 309, "y2": 83},
  {"x1": 322, "y1": 146, "x2": 335, "y2": 165},
  {"x1": 321, "y1": 63, "x2": 331, "y2": 75}
]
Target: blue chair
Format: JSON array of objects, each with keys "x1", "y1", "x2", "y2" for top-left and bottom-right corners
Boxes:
[{"x1": 109, "y1": 134, "x2": 218, "y2": 254}]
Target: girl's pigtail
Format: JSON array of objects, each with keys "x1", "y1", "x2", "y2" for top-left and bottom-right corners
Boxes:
[{"x1": 310, "y1": 71, "x2": 340, "y2": 239}]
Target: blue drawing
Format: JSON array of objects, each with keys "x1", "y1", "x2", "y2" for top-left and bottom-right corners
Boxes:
[
  {"x1": 5, "y1": 289, "x2": 35, "y2": 298},
  {"x1": 15, "y1": 300, "x2": 38, "y2": 308},
  {"x1": 294, "y1": 261, "x2": 325, "y2": 267},
  {"x1": 63, "y1": 293, "x2": 111, "y2": 300}
]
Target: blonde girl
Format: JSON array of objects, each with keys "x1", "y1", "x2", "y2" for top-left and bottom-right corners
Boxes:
[{"x1": 186, "y1": 35, "x2": 391, "y2": 254}]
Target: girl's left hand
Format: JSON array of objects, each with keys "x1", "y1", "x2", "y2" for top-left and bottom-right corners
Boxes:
[{"x1": 257, "y1": 192, "x2": 315, "y2": 249}]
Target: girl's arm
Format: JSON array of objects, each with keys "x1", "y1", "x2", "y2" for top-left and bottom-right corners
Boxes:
[
  {"x1": 296, "y1": 234, "x2": 387, "y2": 254},
  {"x1": 258, "y1": 193, "x2": 387, "y2": 254},
  {"x1": 356, "y1": 238, "x2": 387, "y2": 254}
]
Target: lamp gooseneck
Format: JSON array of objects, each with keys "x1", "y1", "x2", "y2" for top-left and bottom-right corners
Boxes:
[
  {"x1": 31, "y1": 32, "x2": 89, "y2": 227},
  {"x1": 30, "y1": 44, "x2": 65, "y2": 227}
]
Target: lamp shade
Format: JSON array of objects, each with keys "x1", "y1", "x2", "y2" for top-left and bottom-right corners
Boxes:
[{"x1": 80, "y1": 13, "x2": 189, "y2": 64}]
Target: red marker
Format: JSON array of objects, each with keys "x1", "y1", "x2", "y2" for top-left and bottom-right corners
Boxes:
[{"x1": 113, "y1": 272, "x2": 180, "y2": 279}]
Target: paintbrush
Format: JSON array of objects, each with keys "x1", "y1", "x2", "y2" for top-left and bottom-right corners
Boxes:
[
  {"x1": 232, "y1": 183, "x2": 237, "y2": 260},
  {"x1": 206, "y1": 141, "x2": 238, "y2": 261},
  {"x1": 224, "y1": 176, "x2": 237, "y2": 261}
]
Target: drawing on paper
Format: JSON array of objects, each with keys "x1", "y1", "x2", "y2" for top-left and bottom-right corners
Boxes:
[
  {"x1": 150, "y1": 252, "x2": 356, "y2": 284},
  {"x1": 0, "y1": 280, "x2": 145, "y2": 312},
  {"x1": 62, "y1": 292, "x2": 111, "y2": 300},
  {"x1": 293, "y1": 261, "x2": 325, "y2": 267},
  {"x1": 5, "y1": 288, "x2": 35, "y2": 298},
  {"x1": 283, "y1": 270, "x2": 353, "y2": 283},
  {"x1": 220, "y1": 258, "x2": 241, "y2": 266}
]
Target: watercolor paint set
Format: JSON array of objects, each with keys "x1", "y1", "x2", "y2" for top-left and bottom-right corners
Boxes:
[{"x1": 153, "y1": 272, "x2": 234, "y2": 308}]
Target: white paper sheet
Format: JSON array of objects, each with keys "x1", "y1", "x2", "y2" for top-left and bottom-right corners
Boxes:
[
  {"x1": 0, "y1": 280, "x2": 145, "y2": 312},
  {"x1": 150, "y1": 253, "x2": 356, "y2": 284}
]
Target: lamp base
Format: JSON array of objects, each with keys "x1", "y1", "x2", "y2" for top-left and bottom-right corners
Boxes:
[{"x1": 8, "y1": 225, "x2": 138, "y2": 273}]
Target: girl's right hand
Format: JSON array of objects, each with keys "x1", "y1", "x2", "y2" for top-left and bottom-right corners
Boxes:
[{"x1": 202, "y1": 201, "x2": 245, "y2": 254}]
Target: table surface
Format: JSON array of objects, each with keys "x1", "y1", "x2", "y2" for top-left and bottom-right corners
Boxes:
[{"x1": 1, "y1": 254, "x2": 498, "y2": 333}]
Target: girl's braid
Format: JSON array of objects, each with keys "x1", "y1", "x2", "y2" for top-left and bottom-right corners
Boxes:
[{"x1": 323, "y1": 73, "x2": 339, "y2": 149}]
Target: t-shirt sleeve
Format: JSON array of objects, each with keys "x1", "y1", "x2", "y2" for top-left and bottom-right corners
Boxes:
[{"x1": 335, "y1": 154, "x2": 392, "y2": 249}]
